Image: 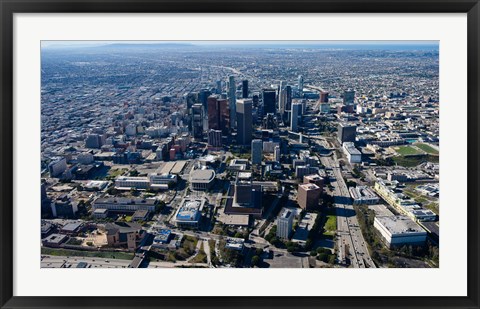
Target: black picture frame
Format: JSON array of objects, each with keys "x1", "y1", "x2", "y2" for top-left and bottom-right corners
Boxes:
[{"x1": 1, "y1": 1, "x2": 479, "y2": 308}]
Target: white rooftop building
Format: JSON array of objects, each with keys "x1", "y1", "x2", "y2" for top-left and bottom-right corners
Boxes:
[{"x1": 373, "y1": 216, "x2": 427, "y2": 248}]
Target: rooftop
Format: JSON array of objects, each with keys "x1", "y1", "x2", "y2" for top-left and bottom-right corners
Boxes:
[
  {"x1": 280, "y1": 209, "x2": 293, "y2": 220},
  {"x1": 375, "y1": 216, "x2": 426, "y2": 235},
  {"x1": 299, "y1": 183, "x2": 321, "y2": 191},
  {"x1": 349, "y1": 186, "x2": 378, "y2": 200},
  {"x1": 175, "y1": 199, "x2": 204, "y2": 222},
  {"x1": 190, "y1": 169, "x2": 215, "y2": 182},
  {"x1": 94, "y1": 197, "x2": 157, "y2": 206}
]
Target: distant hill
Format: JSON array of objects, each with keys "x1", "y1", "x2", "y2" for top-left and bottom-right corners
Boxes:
[{"x1": 96, "y1": 42, "x2": 195, "y2": 49}]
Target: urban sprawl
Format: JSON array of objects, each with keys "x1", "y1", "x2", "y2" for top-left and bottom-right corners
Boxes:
[{"x1": 41, "y1": 43, "x2": 439, "y2": 269}]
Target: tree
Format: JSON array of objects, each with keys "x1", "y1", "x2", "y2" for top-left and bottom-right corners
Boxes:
[
  {"x1": 251, "y1": 255, "x2": 260, "y2": 267},
  {"x1": 129, "y1": 169, "x2": 139, "y2": 176},
  {"x1": 155, "y1": 201, "x2": 166, "y2": 214},
  {"x1": 107, "y1": 186, "x2": 118, "y2": 195},
  {"x1": 346, "y1": 180, "x2": 357, "y2": 188},
  {"x1": 317, "y1": 253, "x2": 329, "y2": 262}
]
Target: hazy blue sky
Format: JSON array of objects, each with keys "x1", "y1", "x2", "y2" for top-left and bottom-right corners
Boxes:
[{"x1": 41, "y1": 40, "x2": 439, "y2": 49}]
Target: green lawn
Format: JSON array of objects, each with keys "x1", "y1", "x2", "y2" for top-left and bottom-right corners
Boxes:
[
  {"x1": 108, "y1": 168, "x2": 127, "y2": 178},
  {"x1": 394, "y1": 145, "x2": 423, "y2": 156},
  {"x1": 415, "y1": 143, "x2": 439, "y2": 155},
  {"x1": 393, "y1": 155, "x2": 438, "y2": 167},
  {"x1": 190, "y1": 243, "x2": 207, "y2": 264},
  {"x1": 324, "y1": 215, "x2": 337, "y2": 235},
  {"x1": 393, "y1": 156, "x2": 420, "y2": 167},
  {"x1": 41, "y1": 247, "x2": 134, "y2": 260}
]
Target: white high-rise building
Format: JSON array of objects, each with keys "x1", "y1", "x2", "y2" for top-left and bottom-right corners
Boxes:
[
  {"x1": 274, "y1": 145, "x2": 281, "y2": 162},
  {"x1": 277, "y1": 209, "x2": 294, "y2": 239},
  {"x1": 298, "y1": 75, "x2": 304, "y2": 95},
  {"x1": 251, "y1": 139, "x2": 263, "y2": 165},
  {"x1": 278, "y1": 81, "x2": 285, "y2": 114},
  {"x1": 290, "y1": 102, "x2": 302, "y2": 132}
]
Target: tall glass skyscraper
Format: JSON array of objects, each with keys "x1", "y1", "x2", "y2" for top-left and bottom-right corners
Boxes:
[{"x1": 228, "y1": 75, "x2": 236, "y2": 128}]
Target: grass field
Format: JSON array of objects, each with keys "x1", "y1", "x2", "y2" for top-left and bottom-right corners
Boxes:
[
  {"x1": 41, "y1": 247, "x2": 134, "y2": 260},
  {"x1": 393, "y1": 154, "x2": 438, "y2": 167},
  {"x1": 108, "y1": 168, "x2": 127, "y2": 178},
  {"x1": 190, "y1": 242, "x2": 207, "y2": 264},
  {"x1": 415, "y1": 143, "x2": 439, "y2": 155},
  {"x1": 394, "y1": 145, "x2": 423, "y2": 156},
  {"x1": 324, "y1": 215, "x2": 337, "y2": 236}
]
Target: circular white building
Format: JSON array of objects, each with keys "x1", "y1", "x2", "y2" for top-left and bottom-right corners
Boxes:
[{"x1": 190, "y1": 169, "x2": 216, "y2": 190}]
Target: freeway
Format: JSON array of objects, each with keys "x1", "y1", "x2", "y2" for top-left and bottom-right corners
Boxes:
[
  {"x1": 321, "y1": 155, "x2": 376, "y2": 268},
  {"x1": 41, "y1": 255, "x2": 131, "y2": 268}
]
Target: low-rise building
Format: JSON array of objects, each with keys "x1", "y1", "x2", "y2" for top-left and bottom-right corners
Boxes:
[
  {"x1": 131, "y1": 210, "x2": 150, "y2": 221},
  {"x1": 349, "y1": 186, "x2": 380, "y2": 205},
  {"x1": 104, "y1": 222, "x2": 145, "y2": 251},
  {"x1": 373, "y1": 215, "x2": 427, "y2": 248},
  {"x1": 174, "y1": 198, "x2": 205, "y2": 228},
  {"x1": 60, "y1": 221, "x2": 84, "y2": 235},
  {"x1": 190, "y1": 169, "x2": 215, "y2": 190},
  {"x1": 152, "y1": 229, "x2": 172, "y2": 248},
  {"x1": 115, "y1": 176, "x2": 150, "y2": 190},
  {"x1": 225, "y1": 237, "x2": 245, "y2": 251},
  {"x1": 92, "y1": 208, "x2": 109, "y2": 219},
  {"x1": 343, "y1": 142, "x2": 362, "y2": 163},
  {"x1": 42, "y1": 233, "x2": 68, "y2": 248},
  {"x1": 50, "y1": 194, "x2": 78, "y2": 218},
  {"x1": 228, "y1": 159, "x2": 249, "y2": 171},
  {"x1": 292, "y1": 212, "x2": 318, "y2": 245},
  {"x1": 93, "y1": 197, "x2": 157, "y2": 213}
]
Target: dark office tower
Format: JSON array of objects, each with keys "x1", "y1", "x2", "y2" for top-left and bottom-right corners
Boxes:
[
  {"x1": 228, "y1": 75, "x2": 236, "y2": 128},
  {"x1": 337, "y1": 123, "x2": 357, "y2": 143},
  {"x1": 263, "y1": 113, "x2": 277, "y2": 130},
  {"x1": 85, "y1": 134, "x2": 102, "y2": 149},
  {"x1": 207, "y1": 96, "x2": 220, "y2": 130},
  {"x1": 252, "y1": 93, "x2": 259, "y2": 107},
  {"x1": 218, "y1": 99, "x2": 230, "y2": 134},
  {"x1": 185, "y1": 92, "x2": 197, "y2": 109},
  {"x1": 262, "y1": 89, "x2": 276, "y2": 116},
  {"x1": 216, "y1": 80, "x2": 222, "y2": 94},
  {"x1": 278, "y1": 81, "x2": 286, "y2": 114},
  {"x1": 236, "y1": 99, "x2": 253, "y2": 145},
  {"x1": 192, "y1": 103, "x2": 204, "y2": 140},
  {"x1": 344, "y1": 89, "x2": 355, "y2": 105},
  {"x1": 320, "y1": 91, "x2": 329, "y2": 103},
  {"x1": 285, "y1": 85, "x2": 292, "y2": 111},
  {"x1": 208, "y1": 129, "x2": 222, "y2": 147},
  {"x1": 199, "y1": 89, "x2": 212, "y2": 110},
  {"x1": 242, "y1": 80, "x2": 249, "y2": 98},
  {"x1": 290, "y1": 102, "x2": 302, "y2": 132}
]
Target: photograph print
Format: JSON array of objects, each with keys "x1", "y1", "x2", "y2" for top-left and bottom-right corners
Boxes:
[{"x1": 40, "y1": 41, "x2": 440, "y2": 269}]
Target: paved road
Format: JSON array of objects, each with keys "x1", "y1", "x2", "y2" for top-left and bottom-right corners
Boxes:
[
  {"x1": 41, "y1": 255, "x2": 131, "y2": 268},
  {"x1": 321, "y1": 155, "x2": 376, "y2": 268}
]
